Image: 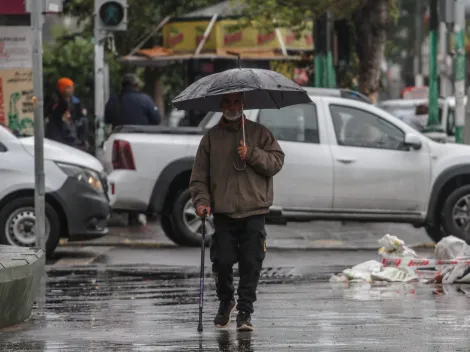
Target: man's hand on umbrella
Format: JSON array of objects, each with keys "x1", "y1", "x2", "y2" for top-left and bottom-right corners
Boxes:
[
  {"x1": 196, "y1": 205, "x2": 211, "y2": 217},
  {"x1": 238, "y1": 140, "x2": 248, "y2": 160}
]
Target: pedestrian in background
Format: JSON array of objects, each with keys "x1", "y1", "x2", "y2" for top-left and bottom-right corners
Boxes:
[
  {"x1": 104, "y1": 73, "x2": 161, "y2": 128},
  {"x1": 189, "y1": 92, "x2": 285, "y2": 331},
  {"x1": 45, "y1": 78, "x2": 87, "y2": 150},
  {"x1": 105, "y1": 73, "x2": 161, "y2": 226}
]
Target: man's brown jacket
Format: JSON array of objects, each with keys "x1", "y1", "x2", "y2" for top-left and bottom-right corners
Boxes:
[{"x1": 189, "y1": 118, "x2": 285, "y2": 218}]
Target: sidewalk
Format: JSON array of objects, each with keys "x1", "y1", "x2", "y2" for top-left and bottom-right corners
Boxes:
[{"x1": 60, "y1": 214, "x2": 434, "y2": 250}]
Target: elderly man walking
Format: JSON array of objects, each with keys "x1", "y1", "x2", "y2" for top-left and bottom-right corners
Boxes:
[{"x1": 189, "y1": 92, "x2": 285, "y2": 331}]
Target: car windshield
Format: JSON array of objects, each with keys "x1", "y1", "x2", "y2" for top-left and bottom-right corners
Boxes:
[
  {"x1": 380, "y1": 106, "x2": 416, "y2": 121},
  {"x1": 199, "y1": 111, "x2": 222, "y2": 129},
  {"x1": 381, "y1": 104, "x2": 444, "y2": 124}
]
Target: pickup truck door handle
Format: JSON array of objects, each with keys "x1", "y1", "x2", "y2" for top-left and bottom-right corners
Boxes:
[{"x1": 336, "y1": 158, "x2": 356, "y2": 164}]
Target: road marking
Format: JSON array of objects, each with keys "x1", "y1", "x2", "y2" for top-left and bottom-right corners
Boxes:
[
  {"x1": 54, "y1": 246, "x2": 113, "y2": 267},
  {"x1": 310, "y1": 239, "x2": 344, "y2": 247}
]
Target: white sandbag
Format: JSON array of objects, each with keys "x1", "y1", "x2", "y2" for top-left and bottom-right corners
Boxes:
[
  {"x1": 342, "y1": 260, "x2": 383, "y2": 282},
  {"x1": 435, "y1": 236, "x2": 466, "y2": 260},
  {"x1": 329, "y1": 274, "x2": 348, "y2": 283},
  {"x1": 378, "y1": 234, "x2": 419, "y2": 258},
  {"x1": 371, "y1": 267, "x2": 418, "y2": 283}
]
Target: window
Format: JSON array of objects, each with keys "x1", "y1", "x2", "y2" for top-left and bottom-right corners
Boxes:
[
  {"x1": 203, "y1": 112, "x2": 223, "y2": 129},
  {"x1": 258, "y1": 103, "x2": 319, "y2": 143},
  {"x1": 330, "y1": 105, "x2": 405, "y2": 150}
]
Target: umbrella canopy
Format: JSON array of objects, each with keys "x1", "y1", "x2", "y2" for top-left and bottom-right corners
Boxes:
[{"x1": 172, "y1": 68, "x2": 311, "y2": 112}]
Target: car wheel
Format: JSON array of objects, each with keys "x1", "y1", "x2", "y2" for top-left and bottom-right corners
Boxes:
[
  {"x1": 424, "y1": 223, "x2": 445, "y2": 243},
  {"x1": 0, "y1": 197, "x2": 61, "y2": 255},
  {"x1": 171, "y1": 189, "x2": 213, "y2": 247},
  {"x1": 442, "y1": 185, "x2": 470, "y2": 243}
]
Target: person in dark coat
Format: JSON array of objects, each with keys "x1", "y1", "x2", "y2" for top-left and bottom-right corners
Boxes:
[
  {"x1": 104, "y1": 73, "x2": 161, "y2": 128},
  {"x1": 45, "y1": 78, "x2": 86, "y2": 149}
]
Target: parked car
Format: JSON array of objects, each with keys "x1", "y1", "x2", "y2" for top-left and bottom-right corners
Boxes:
[
  {"x1": 0, "y1": 126, "x2": 110, "y2": 254},
  {"x1": 378, "y1": 96, "x2": 465, "y2": 143},
  {"x1": 104, "y1": 88, "x2": 470, "y2": 246}
]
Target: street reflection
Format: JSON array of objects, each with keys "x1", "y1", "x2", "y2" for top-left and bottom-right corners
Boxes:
[{"x1": 217, "y1": 330, "x2": 254, "y2": 352}]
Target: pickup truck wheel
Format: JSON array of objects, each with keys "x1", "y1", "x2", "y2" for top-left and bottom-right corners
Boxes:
[
  {"x1": 424, "y1": 223, "x2": 445, "y2": 243},
  {"x1": 442, "y1": 185, "x2": 470, "y2": 243},
  {"x1": 0, "y1": 197, "x2": 61, "y2": 255},
  {"x1": 171, "y1": 189, "x2": 213, "y2": 247}
]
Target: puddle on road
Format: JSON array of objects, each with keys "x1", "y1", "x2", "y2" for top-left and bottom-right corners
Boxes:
[{"x1": 2, "y1": 266, "x2": 470, "y2": 351}]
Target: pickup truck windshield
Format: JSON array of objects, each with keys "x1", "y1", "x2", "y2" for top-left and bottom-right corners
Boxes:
[{"x1": 199, "y1": 112, "x2": 222, "y2": 129}]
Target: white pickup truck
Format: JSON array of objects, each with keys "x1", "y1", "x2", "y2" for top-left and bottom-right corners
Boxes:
[{"x1": 104, "y1": 88, "x2": 470, "y2": 246}]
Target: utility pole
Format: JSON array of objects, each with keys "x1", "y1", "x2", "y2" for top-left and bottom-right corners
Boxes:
[
  {"x1": 439, "y1": 22, "x2": 453, "y2": 97},
  {"x1": 31, "y1": 0, "x2": 46, "y2": 251},
  {"x1": 427, "y1": 0, "x2": 440, "y2": 129},
  {"x1": 314, "y1": 14, "x2": 326, "y2": 88},
  {"x1": 325, "y1": 9, "x2": 336, "y2": 88},
  {"x1": 414, "y1": 0, "x2": 424, "y2": 87},
  {"x1": 314, "y1": 11, "x2": 336, "y2": 88},
  {"x1": 94, "y1": 0, "x2": 105, "y2": 153},
  {"x1": 453, "y1": 0, "x2": 467, "y2": 143},
  {"x1": 94, "y1": 0, "x2": 127, "y2": 151}
]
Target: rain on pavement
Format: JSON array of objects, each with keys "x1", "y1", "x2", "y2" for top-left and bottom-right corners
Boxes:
[{"x1": 2, "y1": 244, "x2": 470, "y2": 352}]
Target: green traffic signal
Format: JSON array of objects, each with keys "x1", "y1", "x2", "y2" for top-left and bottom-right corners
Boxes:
[{"x1": 99, "y1": 1, "x2": 124, "y2": 26}]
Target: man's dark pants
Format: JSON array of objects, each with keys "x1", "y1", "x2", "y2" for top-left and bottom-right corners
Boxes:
[{"x1": 210, "y1": 214, "x2": 267, "y2": 314}]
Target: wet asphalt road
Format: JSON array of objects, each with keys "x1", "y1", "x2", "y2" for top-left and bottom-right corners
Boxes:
[{"x1": 1, "y1": 246, "x2": 470, "y2": 351}]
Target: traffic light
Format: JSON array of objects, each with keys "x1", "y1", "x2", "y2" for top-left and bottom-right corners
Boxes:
[{"x1": 97, "y1": 0, "x2": 127, "y2": 31}]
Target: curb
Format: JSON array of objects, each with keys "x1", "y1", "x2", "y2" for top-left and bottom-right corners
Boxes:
[
  {"x1": 0, "y1": 246, "x2": 45, "y2": 329},
  {"x1": 59, "y1": 240, "x2": 436, "y2": 251}
]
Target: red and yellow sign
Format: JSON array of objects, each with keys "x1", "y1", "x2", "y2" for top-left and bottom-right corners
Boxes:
[
  {"x1": 163, "y1": 21, "x2": 217, "y2": 52},
  {"x1": 282, "y1": 23, "x2": 313, "y2": 50},
  {"x1": 163, "y1": 19, "x2": 314, "y2": 52}
]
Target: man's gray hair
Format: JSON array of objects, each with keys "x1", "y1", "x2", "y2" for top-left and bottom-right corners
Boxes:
[{"x1": 122, "y1": 73, "x2": 140, "y2": 88}]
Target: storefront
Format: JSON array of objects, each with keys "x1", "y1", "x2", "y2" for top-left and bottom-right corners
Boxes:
[{"x1": 122, "y1": 2, "x2": 314, "y2": 125}]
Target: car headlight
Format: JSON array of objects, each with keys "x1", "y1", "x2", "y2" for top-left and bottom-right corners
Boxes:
[{"x1": 57, "y1": 162, "x2": 104, "y2": 193}]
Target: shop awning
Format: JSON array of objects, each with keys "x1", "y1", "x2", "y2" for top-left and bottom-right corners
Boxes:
[{"x1": 121, "y1": 46, "x2": 303, "y2": 66}]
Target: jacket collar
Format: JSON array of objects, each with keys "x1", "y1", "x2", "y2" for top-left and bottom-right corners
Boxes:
[{"x1": 218, "y1": 115, "x2": 247, "y2": 131}]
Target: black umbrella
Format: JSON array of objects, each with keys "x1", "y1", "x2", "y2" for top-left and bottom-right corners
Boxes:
[
  {"x1": 173, "y1": 67, "x2": 310, "y2": 171},
  {"x1": 172, "y1": 68, "x2": 311, "y2": 112}
]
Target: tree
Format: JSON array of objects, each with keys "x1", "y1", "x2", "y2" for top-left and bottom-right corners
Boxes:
[
  {"x1": 53, "y1": 0, "x2": 221, "y2": 116},
  {"x1": 240, "y1": 0, "x2": 398, "y2": 102}
]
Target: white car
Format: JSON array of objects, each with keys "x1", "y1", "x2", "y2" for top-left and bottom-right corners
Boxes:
[
  {"x1": 378, "y1": 96, "x2": 466, "y2": 143},
  {"x1": 0, "y1": 126, "x2": 110, "y2": 254},
  {"x1": 104, "y1": 88, "x2": 470, "y2": 246}
]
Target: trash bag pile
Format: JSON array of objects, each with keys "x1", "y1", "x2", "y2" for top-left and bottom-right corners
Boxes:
[{"x1": 330, "y1": 234, "x2": 470, "y2": 284}]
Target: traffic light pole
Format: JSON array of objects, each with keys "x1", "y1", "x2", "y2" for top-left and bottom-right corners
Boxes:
[
  {"x1": 94, "y1": 0, "x2": 105, "y2": 152},
  {"x1": 31, "y1": 0, "x2": 46, "y2": 252},
  {"x1": 453, "y1": 0, "x2": 467, "y2": 144},
  {"x1": 427, "y1": 0, "x2": 440, "y2": 129}
]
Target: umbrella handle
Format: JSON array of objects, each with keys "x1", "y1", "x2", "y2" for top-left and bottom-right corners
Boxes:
[
  {"x1": 242, "y1": 112, "x2": 246, "y2": 146},
  {"x1": 234, "y1": 109, "x2": 247, "y2": 171}
]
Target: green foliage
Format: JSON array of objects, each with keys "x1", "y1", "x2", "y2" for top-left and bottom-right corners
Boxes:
[
  {"x1": 239, "y1": 0, "x2": 398, "y2": 96},
  {"x1": 43, "y1": 29, "x2": 121, "y2": 112},
  {"x1": 239, "y1": 0, "x2": 362, "y2": 33},
  {"x1": 58, "y1": 0, "x2": 221, "y2": 114}
]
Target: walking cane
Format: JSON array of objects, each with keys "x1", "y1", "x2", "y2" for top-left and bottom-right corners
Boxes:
[{"x1": 197, "y1": 209, "x2": 208, "y2": 332}]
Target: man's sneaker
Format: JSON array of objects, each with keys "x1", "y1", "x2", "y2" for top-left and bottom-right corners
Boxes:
[
  {"x1": 236, "y1": 311, "x2": 254, "y2": 331},
  {"x1": 214, "y1": 300, "x2": 236, "y2": 328}
]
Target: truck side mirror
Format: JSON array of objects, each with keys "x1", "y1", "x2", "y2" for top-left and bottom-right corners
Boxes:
[{"x1": 404, "y1": 133, "x2": 422, "y2": 150}]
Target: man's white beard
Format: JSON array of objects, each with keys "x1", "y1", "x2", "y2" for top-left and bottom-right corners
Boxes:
[{"x1": 223, "y1": 109, "x2": 242, "y2": 121}]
